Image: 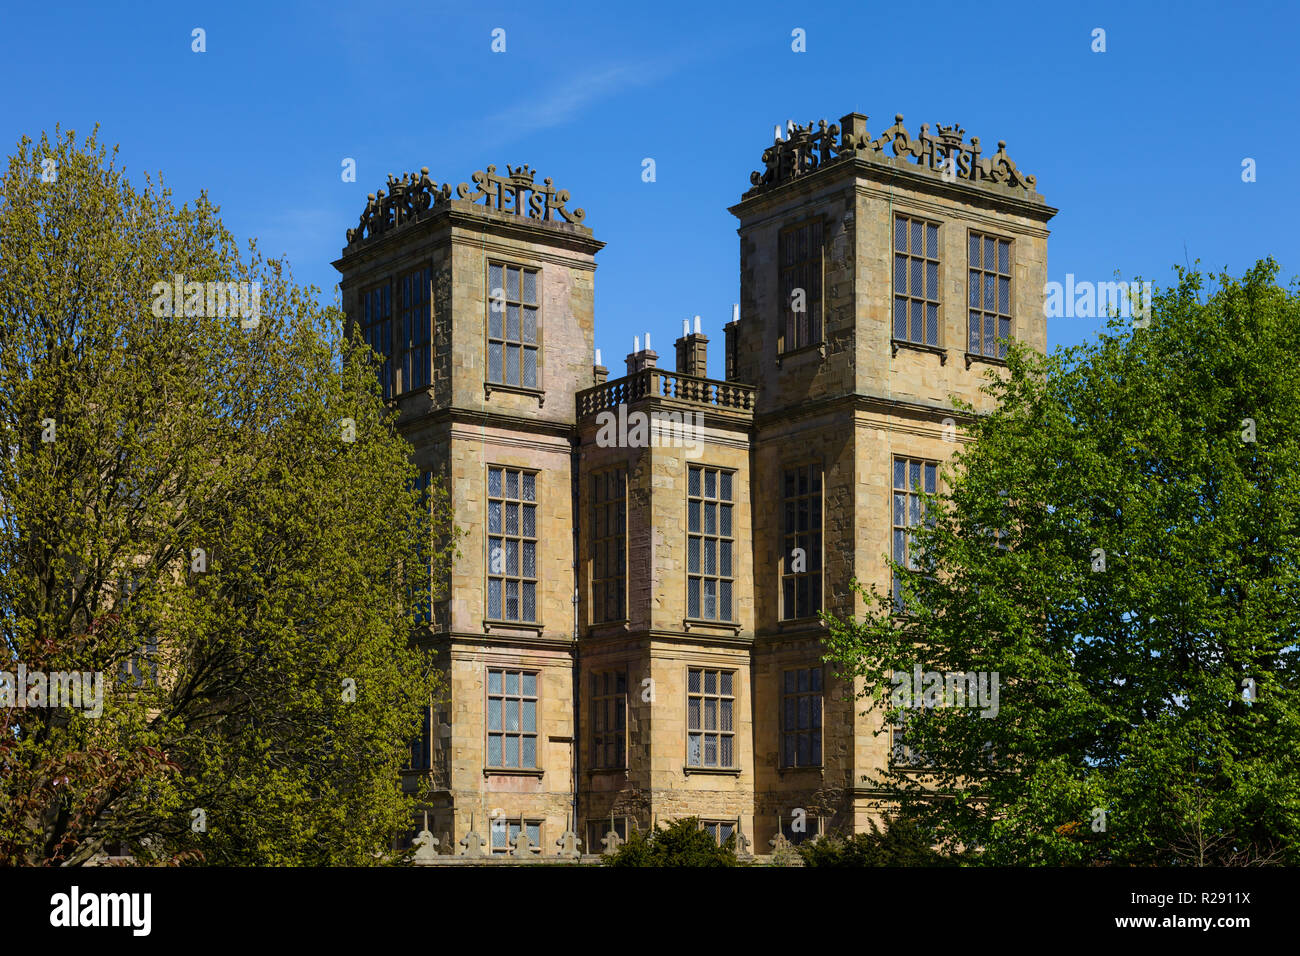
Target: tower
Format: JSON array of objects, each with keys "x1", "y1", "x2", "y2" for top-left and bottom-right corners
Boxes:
[
  {"x1": 333, "y1": 107, "x2": 1056, "y2": 859},
  {"x1": 728, "y1": 113, "x2": 1055, "y2": 840},
  {"x1": 335, "y1": 162, "x2": 602, "y2": 854}
]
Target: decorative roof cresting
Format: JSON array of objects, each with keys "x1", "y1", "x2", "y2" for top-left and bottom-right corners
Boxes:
[
  {"x1": 745, "y1": 113, "x2": 1039, "y2": 199},
  {"x1": 346, "y1": 163, "x2": 585, "y2": 245}
]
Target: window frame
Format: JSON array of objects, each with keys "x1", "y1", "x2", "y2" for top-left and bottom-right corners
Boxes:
[
  {"x1": 361, "y1": 280, "x2": 394, "y2": 400},
  {"x1": 485, "y1": 667, "x2": 540, "y2": 771},
  {"x1": 407, "y1": 704, "x2": 433, "y2": 772},
  {"x1": 966, "y1": 229, "x2": 1014, "y2": 360},
  {"x1": 486, "y1": 465, "x2": 539, "y2": 624},
  {"x1": 397, "y1": 264, "x2": 431, "y2": 394},
  {"x1": 686, "y1": 465, "x2": 737, "y2": 623},
  {"x1": 699, "y1": 819, "x2": 738, "y2": 847},
  {"x1": 779, "y1": 812, "x2": 824, "y2": 845},
  {"x1": 780, "y1": 462, "x2": 823, "y2": 621},
  {"x1": 780, "y1": 665, "x2": 823, "y2": 769},
  {"x1": 486, "y1": 261, "x2": 541, "y2": 391},
  {"x1": 686, "y1": 666, "x2": 737, "y2": 769},
  {"x1": 892, "y1": 214, "x2": 942, "y2": 347},
  {"x1": 778, "y1": 217, "x2": 824, "y2": 354},
  {"x1": 590, "y1": 467, "x2": 627, "y2": 624},
  {"x1": 589, "y1": 668, "x2": 628, "y2": 770},
  {"x1": 489, "y1": 817, "x2": 544, "y2": 855},
  {"x1": 586, "y1": 816, "x2": 630, "y2": 852},
  {"x1": 892, "y1": 456, "x2": 939, "y2": 612}
]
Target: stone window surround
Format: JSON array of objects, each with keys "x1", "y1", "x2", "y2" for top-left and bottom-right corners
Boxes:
[
  {"x1": 777, "y1": 216, "x2": 825, "y2": 355},
  {"x1": 360, "y1": 280, "x2": 393, "y2": 400},
  {"x1": 699, "y1": 819, "x2": 738, "y2": 846},
  {"x1": 397, "y1": 264, "x2": 432, "y2": 393},
  {"x1": 966, "y1": 226, "x2": 1015, "y2": 361},
  {"x1": 778, "y1": 811, "x2": 824, "y2": 844},
  {"x1": 892, "y1": 455, "x2": 939, "y2": 612},
  {"x1": 779, "y1": 459, "x2": 824, "y2": 623},
  {"x1": 358, "y1": 261, "x2": 438, "y2": 401},
  {"x1": 589, "y1": 667, "x2": 628, "y2": 771},
  {"x1": 484, "y1": 666, "x2": 540, "y2": 772},
  {"x1": 685, "y1": 665, "x2": 738, "y2": 771},
  {"x1": 892, "y1": 211, "x2": 943, "y2": 348},
  {"x1": 488, "y1": 816, "x2": 544, "y2": 854},
  {"x1": 685, "y1": 464, "x2": 737, "y2": 624},
  {"x1": 780, "y1": 665, "x2": 824, "y2": 770},
  {"x1": 485, "y1": 464, "x2": 539, "y2": 625},
  {"x1": 485, "y1": 259, "x2": 542, "y2": 395},
  {"x1": 590, "y1": 466, "x2": 628, "y2": 626}
]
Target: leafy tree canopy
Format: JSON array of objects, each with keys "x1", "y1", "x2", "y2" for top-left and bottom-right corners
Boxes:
[
  {"x1": 0, "y1": 128, "x2": 457, "y2": 865},
  {"x1": 826, "y1": 260, "x2": 1300, "y2": 866}
]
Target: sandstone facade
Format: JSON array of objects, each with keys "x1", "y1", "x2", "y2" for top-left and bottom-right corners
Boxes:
[{"x1": 334, "y1": 116, "x2": 1057, "y2": 855}]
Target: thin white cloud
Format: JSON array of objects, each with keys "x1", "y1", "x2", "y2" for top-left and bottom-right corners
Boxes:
[{"x1": 484, "y1": 58, "x2": 679, "y2": 142}]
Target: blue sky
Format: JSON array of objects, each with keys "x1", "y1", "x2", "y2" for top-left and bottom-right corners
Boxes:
[{"x1": 2, "y1": 0, "x2": 1295, "y2": 380}]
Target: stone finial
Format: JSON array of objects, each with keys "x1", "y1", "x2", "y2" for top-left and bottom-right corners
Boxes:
[
  {"x1": 555, "y1": 830, "x2": 582, "y2": 860},
  {"x1": 459, "y1": 813, "x2": 486, "y2": 858},
  {"x1": 509, "y1": 830, "x2": 536, "y2": 857},
  {"x1": 770, "y1": 825, "x2": 791, "y2": 852},
  {"x1": 600, "y1": 829, "x2": 623, "y2": 855},
  {"x1": 413, "y1": 811, "x2": 441, "y2": 862},
  {"x1": 734, "y1": 818, "x2": 753, "y2": 859}
]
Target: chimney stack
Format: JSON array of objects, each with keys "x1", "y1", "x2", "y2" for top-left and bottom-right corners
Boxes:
[
  {"x1": 675, "y1": 315, "x2": 709, "y2": 378},
  {"x1": 724, "y1": 304, "x2": 741, "y2": 381},
  {"x1": 593, "y1": 347, "x2": 608, "y2": 385},
  {"x1": 626, "y1": 332, "x2": 658, "y2": 376}
]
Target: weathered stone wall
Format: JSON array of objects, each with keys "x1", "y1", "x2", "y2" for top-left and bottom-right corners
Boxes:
[{"x1": 338, "y1": 134, "x2": 1055, "y2": 856}]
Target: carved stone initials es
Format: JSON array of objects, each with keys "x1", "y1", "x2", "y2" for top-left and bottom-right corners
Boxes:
[
  {"x1": 746, "y1": 112, "x2": 1037, "y2": 199},
  {"x1": 347, "y1": 164, "x2": 585, "y2": 245}
]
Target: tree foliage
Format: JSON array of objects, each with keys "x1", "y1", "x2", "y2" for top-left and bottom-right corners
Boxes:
[
  {"x1": 825, "y1": 261, "x2": 1300, "y2": 865},
  {"x1": 0, "y1": 128, "x2": 457, "y2": 865},
  {"x1": 602, "y1": 817, "x2": 739, "y2": 867},
  {"x1": 798, "y1": 811, "x2": 960, "y2": 867}
]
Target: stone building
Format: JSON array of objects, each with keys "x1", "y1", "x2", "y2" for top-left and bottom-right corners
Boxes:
[{"x1": 333, "y1": 110, "x2": 1056, "y2": 857}]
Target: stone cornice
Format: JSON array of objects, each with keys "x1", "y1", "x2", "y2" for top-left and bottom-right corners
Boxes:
[
  {"x1": 395, "y1": 402, "x2": 579, "y2": 440},
  {"x1": 752, "y1": 391, "x2": 981, "y2": 431},
  {"x1": 431, "y1": 629, "x2": 576, "y2": 652}
]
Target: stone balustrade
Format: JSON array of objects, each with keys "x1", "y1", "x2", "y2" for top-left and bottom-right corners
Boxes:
[{"x1": 576, "y1": 367, "x2": 756, "y2": 419}]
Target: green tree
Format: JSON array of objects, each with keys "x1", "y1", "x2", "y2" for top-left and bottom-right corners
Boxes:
[
  {"x1": 825, "y1": 261, "x2": 1300, "y2": 866},
  {"x1": 603, "y1": 817, "x2": 739, "y2": 867},
  {"x1": 0, "y1": 128, "x2": 458, "y2": 865},
  {"x1": 798, "y1": 811, "x2": 960, "y2": 867}
]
